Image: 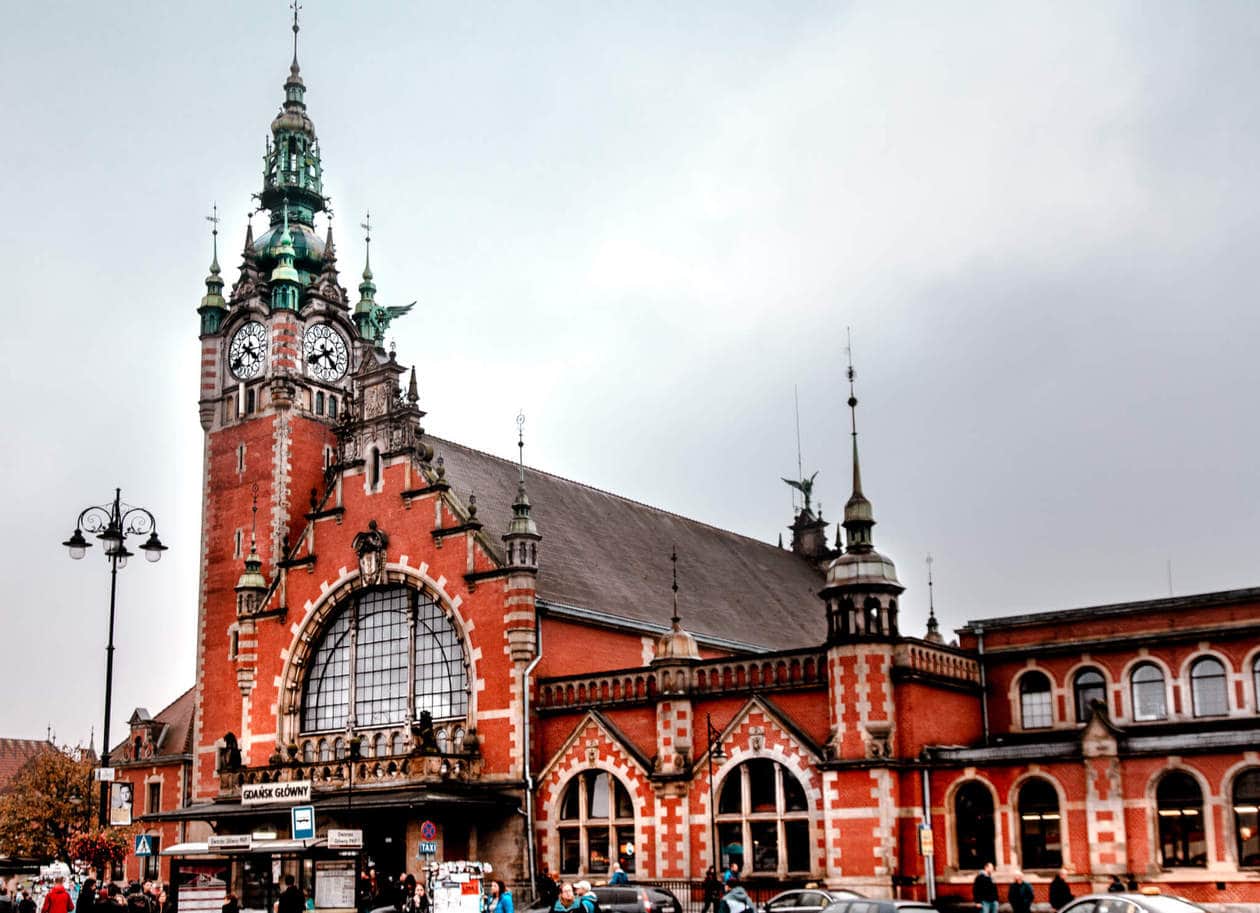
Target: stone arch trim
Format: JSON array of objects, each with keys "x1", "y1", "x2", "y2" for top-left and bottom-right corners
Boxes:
[
  {"x1": 1118, "y1": 654, "x2": 1174, "y2": 723},
  {"x1": 275, "y1": 562, "x2": 478, "y2": 745},
  {"x1": 1006, "y1": 769, "x2": 1072, "y2": 870},
  {"x1": 1221, "y1": 755, "x2": 1260, "y2": 866},
  {"x1": 943, "y1": 773, "x2": 1003, "y2": 871},
  {"x1": 692, "y1": 697, "x2": 825, "y2": 873},
  {"x1": 535, "y1": 713, "x2": 654, "y2": 878},
  {"x1": 1145, "y1": 759, "x2": 1217, "y2": 868}
]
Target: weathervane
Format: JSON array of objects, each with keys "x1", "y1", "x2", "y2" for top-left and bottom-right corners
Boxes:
[
  {"x1": 206, "y1": 203, "x2": 220, "y2": 257},
  {"x1": 516, "y1": 410, "x2": 526, "y2": 475},
  {"x1": 670, "y1": 545, "x2": 680, "y2": 625},
  {"x1": 290, "y1": 0, "x2": 302, "y2": 63}
]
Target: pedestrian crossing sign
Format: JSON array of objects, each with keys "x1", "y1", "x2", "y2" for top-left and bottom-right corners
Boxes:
[{"x1": 134, "y1": 834, "x2": 158, "y2": 857}]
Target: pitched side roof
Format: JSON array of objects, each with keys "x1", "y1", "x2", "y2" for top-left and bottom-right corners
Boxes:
[
  {"x1": 0, "y1": 739, "x2": 55, "y2": 792},
  {"x1": 110, "y1": 687, "x2": 196, "y2": 761},
  {"x1": 431, "y1": 437, "x2": 827, "y2": 652}
]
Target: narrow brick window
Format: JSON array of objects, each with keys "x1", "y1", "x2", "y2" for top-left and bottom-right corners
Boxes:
[
  {"x1": 237, "y1": 444, "x2": 246, "y2": 473},
  {"x1": 233, "y1": 530, "x2": 243, "y2": 559},
  {"x1": 1019, "y1": 671, "x2": 1053, "y2": 729},
  {"x1": 315, "y1": 391, "x2": 325, "y2": 415},
  {"x1": 147, "y1": 781, "x2": 162, "y2": 814}
]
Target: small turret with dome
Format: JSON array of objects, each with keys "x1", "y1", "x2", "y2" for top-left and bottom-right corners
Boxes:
[
  {"x1": 820, "y1": 335, "x2": 904, "y2": 642},
  {"x1": 503, "y1": 412, "x2": 541, "y2": 572}
]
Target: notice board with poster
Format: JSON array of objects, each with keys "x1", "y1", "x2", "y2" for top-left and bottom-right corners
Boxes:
[
  {"x1": 315, "y1": 860, "x2": 357, "y2": 911},
  {"x1": 173, "y1": 862, "x2": 230, "y2": 913},
  {"x1": 109, "y1": 782, "x2": 133, "y2": 826}
]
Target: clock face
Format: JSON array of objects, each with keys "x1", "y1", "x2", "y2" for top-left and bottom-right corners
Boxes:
[
  {"x1": 228, "y1": 322, "x2": 267, "y2": 380},
  {"x1": 303, "y1": 324, "x2": 349, "y2": 383}
]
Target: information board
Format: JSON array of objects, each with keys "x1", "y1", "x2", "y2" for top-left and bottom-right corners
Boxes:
[{"x1": 315, "y1": 860, "x2": 357, "y2": 910}]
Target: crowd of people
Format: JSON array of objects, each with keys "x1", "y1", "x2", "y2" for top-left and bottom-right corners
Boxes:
[
  {"x1": 0, "y1": 876, "x2": 173, "y2": 913},
  {"x1": 973, "y1": 862, "x2": 1143, "y2": 913}
]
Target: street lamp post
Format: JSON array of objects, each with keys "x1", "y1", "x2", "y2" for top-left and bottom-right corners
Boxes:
[
  {"x1": 706, "y1": 713, "x2": 726, "y2": 873},
  {"x1": 62, "y1": 488, "x2": 167, "y2": 827}
]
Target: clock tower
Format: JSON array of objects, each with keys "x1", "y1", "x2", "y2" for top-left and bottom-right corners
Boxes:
[{"x1": 191, "y1": 14, "x2": 418, "y2": 796}]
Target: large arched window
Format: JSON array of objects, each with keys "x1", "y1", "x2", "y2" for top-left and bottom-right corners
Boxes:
[
  {"x1": 1235, "y1": 769, "x2": 1260, "y2": 867},
  {"x1": 1156, "y1": 771, "x2": 1206, "y2": 868},
  {"x1": 1018, "y1": 778, "x2": 1062, "y2": 869},
  {"x1": 954, "y1": 781, "x2": 995, "y2": 870},
  {"x1": 1131, "y1": 663, "x2": 1167, "y2": 721},
  {"x1": 715, "y1": 759, "x2": 810, "y2": 875},
  {"x1": 1020, "y1": 671, "x2": 1053, "y2": 729},
  {"x1": 301, "y1": 585, "x2": 468, "y2": 732},
  {"x1": 557, "y1": 771, "x2": 635, "y2": 876},
  {"x1": 1073, "y1": 668, "x2": 1107, "y2": 723},
  {"x1": 1190, "y1": 657, "x2": 1229, "y2": 717}
]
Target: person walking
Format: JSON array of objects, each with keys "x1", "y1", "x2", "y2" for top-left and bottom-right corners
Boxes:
[
  {"x1": 700, "y1": 869, "x2": 722, "y2": 913},
  {"x1": 277, "y1": 877, "x2": 304, "y2": 913},
  {"x1": 573, "y1": 882, "x2": 597, "y2": 913},
  {"x1": 972, "y1": 863, "x2": 998, "y2": 913},
  {"x1": 77, "y1": 882, "x2": 95, "y2": 913},
  {"x1": 18, "y1": 893, "x2": 35, "y2": 913},
  {"x1": 608, "y1": 866, "x2": 628, "y2": 887},
  {"x1": 551, "y1": 885, "x2": 582, "y2": 913},
  {"x1": 1107, "y1": 876, "x2": 1125, "y2": 894},
  {"x1": 42, "y1": 878, "x2": 75, "y2": 913},
  {"x1": 1049, "y1": 869, "x2": 1072, "y2": 911},
  {"x1": 1008, "y1": 872, "x2": 1033, "y2": 913},
  {"x1": 534, "y1": 866, "x2": 558, "y2": 911},
  {"x1": 222, "y1": 893, "x2": 240, "y2": 913},
  {"x1": 717, "y1": 883, "x2": 751, "y2": 913},
  {"x1": 486, "y1": 882, "x2": 513, "y2": 913}
]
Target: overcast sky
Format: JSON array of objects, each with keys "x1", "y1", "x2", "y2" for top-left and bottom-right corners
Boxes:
[{"x1": 2, "y1": 1, "x2": 1257, "y2": 747}]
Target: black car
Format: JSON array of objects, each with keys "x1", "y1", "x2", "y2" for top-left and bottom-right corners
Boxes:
[
  {"x1": 1059, "y1": 894, "x2": 1209, "y2": 913},
  {"x1": 821, "y1": 899, "x2": 935, "y2": 913}
]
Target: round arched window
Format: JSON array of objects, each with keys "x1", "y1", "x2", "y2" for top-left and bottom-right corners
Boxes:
[
  {"x1": 954, "y1": 780, "x2": 995, "y2": 870},
  {"x1": 1190, "y1": 657, "x2": 1229, "y2": 717},
  {"x1": 1131, "y1": 663, "x2": 1167, "y2": 721},
  {"x1": 1019, "y1": 671, "x2": 1053, "y2": 729},
  {"x1": 557, "y1": 771, "x2": 635, "y2": 877},
  {"x1": 1073, "y1": 668, "x2": 1106, "y2": 723},
  {"x1": 1017, "y1": 778, "x2": 1062, "y2": 869},
  {"x1": 715, "y1": 759, "x2": 810, "y2": 875},
  {"x1": 1157, "y1": 771, "x2": 1206, "y2": 868},
  {"x1": 302, "y1": 585, "x2": 468, "y2": 732},
  {"x1": 1235, "y1": 768, "x2": 1260, "y2": 867}
]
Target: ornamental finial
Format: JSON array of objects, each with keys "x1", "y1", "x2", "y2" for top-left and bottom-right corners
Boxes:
[
  {"x1": 205, "y1": 203, "x2": 221, "y2": 274},
  {"x1": 290, "y1": 0, "x2": 302, "y2": 68}
]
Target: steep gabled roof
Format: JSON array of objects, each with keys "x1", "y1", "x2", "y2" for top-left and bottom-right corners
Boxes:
[
  {"x1": 432, "y1": 437, "x2": 827, "y2": 652},
  {"x1": 110, "y1": 687, "x2": 196, "y2": 761},
  {"x1": 0, "y1": 739, "x2": 56, "y2": 792}
]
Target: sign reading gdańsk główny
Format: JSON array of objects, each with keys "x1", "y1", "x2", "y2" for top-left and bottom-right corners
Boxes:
[{"x1": 240, "y1": 780, "x2": 312, "y2": 805}]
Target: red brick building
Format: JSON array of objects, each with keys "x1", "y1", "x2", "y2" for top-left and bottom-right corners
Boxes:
[{"x1": 133, "y1": 20, "x2": 1260, "y2": 910}]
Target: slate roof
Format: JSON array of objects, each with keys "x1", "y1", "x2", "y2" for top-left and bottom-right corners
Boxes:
[
  {"x1": 430, "y1": 436, "x2": 827, "y2": 652},
  {"x1": 0, "y1": 739, "x2": 56, "y2": 792},
  {"x1": 110, "y1": 686, "x2": 196, "y2": 761}
]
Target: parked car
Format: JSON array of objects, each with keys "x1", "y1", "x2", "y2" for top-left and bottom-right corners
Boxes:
[
  {"x1": 1059, "y1": 895, "x2": 1209, "y2": 913},
  {"x1": 525, "y1": 886, "x2": 683, "y2": 913},
  {"x1": 589, "y1": 885, "x2": 684, "y2": 913},
  {"x1": 820, "y1": 899, "x2": 934, "y2": 913},
  {"x1": 763, "y1": 889, "x2": 865, "y2": 913}
]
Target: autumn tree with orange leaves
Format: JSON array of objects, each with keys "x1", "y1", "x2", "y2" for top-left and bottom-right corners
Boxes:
[{"x1": 0, "y1": 745, "x2": 96, "y2": 864}]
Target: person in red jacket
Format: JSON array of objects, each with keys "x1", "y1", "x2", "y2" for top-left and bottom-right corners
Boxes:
[{"x1": 40, "y1": 878, "x2": 73, "y2": 913}]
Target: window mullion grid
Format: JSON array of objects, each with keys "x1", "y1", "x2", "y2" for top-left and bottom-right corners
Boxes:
[
  {"x1": 580, "y1": 772, "x2": 590, "y2": 876},
  {"x1": 347, "y1": 595, "x2": 359, "y2": 730},
  {"x1": 406, "y1": 590, "x2": 418, "y2": 723}
]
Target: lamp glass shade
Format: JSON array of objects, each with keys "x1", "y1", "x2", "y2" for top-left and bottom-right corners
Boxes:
[
  {"x1": 63, "y1": 529, "x2": 90, "y2": 559},
  {"x1": 141, "y1": 532, "x2": 167, "y2": 563}
]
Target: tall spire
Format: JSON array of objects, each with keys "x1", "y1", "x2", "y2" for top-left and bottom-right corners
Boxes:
[
  {"x1": 260, "y1": 1, "x2": 324, "y2": 228},
  {"x1": 354, "y1": 211, "x2": 380, "y2": 338},
  {"x1": 670, "y1": 545, "x2": 680, "y2": 626},
  {"x1": 199, "y1": 204, "x2": 227, "y2": 333},
  {"x1": 925, "y1": 553, "x2": 943, "y2": 643},
  {"x1": 504, "y1": 411, "x2": 540, "y2": 568},
  {"x1": 842, "y1": 328, "x2": 875, "y2": 554},
  {"x1": 235, "y1": 484, "x2": 269, "y2": 614}
]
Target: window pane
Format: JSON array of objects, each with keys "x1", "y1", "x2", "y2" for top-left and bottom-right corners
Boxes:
[
  {"x1": 560, "y1": 779, "x2": 580, "y2": 820},
  {"x1": 750, "y1": 820, "x2": 779, "y2": 872},
  {"x1": 955, "y1": 781, "x2": 995, "y2": 870},
  {"x1": 718, "y1": 821, "x2": 743, "y2": 870},
  {"x1": 1191, "y1": 658, "x2": 1229, "y2": 717},
  {"x1": 559, "y1": 828, "x2": 581, "y2": 874},
  {"x1": 785, "y1": 819, "x2": 810, "y2": 872},
  {"x1": 614, "y1": 779, "x2": 634, "y2": 819},
  {"x1": 1236, "y1": 769, "x2": 1260, "y2": 867},
  {"x1": 302, "y1": 610, "x2": 351, "y2": 731},
  {"x1": 719, "y1": 771, "x2": 743, "y2": 815},
  {"x1": 1074, "y1": 669, "x2": 1107, "y2": 722},
  {"x1": 748, "y1": 759, "x2": 777, "y2": 813},
  {"x1": 414, "y1": 592, "x2": 468, "y2": 720},
  {"x1": 587, "y1": 826, "x2": 610, "y2": 873},
  {"x1": 1132, "y1": 665, "x2": 1167, "y2": 721},
  {"x1": 783, "y1": 770, "x2": 808, "y2": 812},
  {"x1": 1020, "y1": 673, "x2": 1053, "y2": 729},
  {"x1": 587, "y1": 771, "x2": 610, "y2": 819},
  {"x1": 616, "y1": 826, "x2": 636, "y2": 874},
  {"x1": 355, "y1": 588, "x2": 410, "y2": 726}
]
